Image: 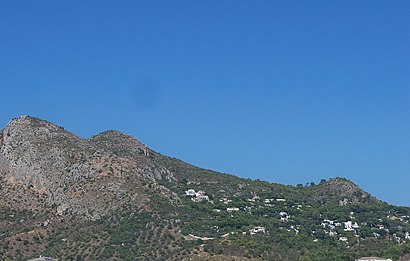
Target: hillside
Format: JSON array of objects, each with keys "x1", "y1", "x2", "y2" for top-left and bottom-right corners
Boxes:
[{"x1": 1, "y1": 116, "x2": 410, "y2": 261}]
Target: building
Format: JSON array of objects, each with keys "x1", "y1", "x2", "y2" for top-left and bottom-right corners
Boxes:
[
  {"x1": 344, "y1": 221, "x2": 354, "y2": 231},
  {"x1": 249, "y1": 226, "x2": 266, "y2": 234},
  {"x1": 185, "y1": 189, "x2": 210, "y2": 202},
  {"x1": 185, "y1": 189, "x2": 196, "y2": 196},
  {"x1": 355, "y1": 257, "x2": 392, "y2": 261},
  {"x1": 27, "y1": 257, "x2": 56, "y2": 261},
  {"x1": 279, "y1": 211, "x2": 289, "y2": 221}
]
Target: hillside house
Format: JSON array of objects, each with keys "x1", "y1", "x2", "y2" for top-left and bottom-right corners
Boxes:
[
  {"x1": 339, "y1": 237, "x2": 348, "y2": 242},
  {"x1": 220, "y1": 198, "x2": 232, "y2": 204},
  {"x1": 192, "y1": 194, "x2": 209, "y2": 202},
  {"x1": 355, "y1": 257, "x2": 392, "y2": 261},
  {"x1": 344, "y1": 221, "x2": 354, "y2": 231},
  {"x1": 249, "y1": 226, "x2": 266, "y2": 235},
  {"x1": 247, "y1": 195, "x2": 260, "y2": 202},
  {"x1": 185, "y1": 189, "x2": 210, "y2": 202},
  {"x1": 279, "y1": 211, "x2": 289, "y2": 221},
  {"x1": 329, "y1": 231, "x2": 337, "y2": 236},
  {"x1": 28, "y1": 257, "x2": 56, "y2": 261},
  {"x1": 324, "y1": 219, "x2": 334, "y2": 225},
  {"x1": 185, "y1": 189, "x2": 196, "y2": 196}
]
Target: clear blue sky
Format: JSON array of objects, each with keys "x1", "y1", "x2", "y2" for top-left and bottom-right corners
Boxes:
[{"x1": 1, "y1": 1, "x2": 409, "y2": 206}]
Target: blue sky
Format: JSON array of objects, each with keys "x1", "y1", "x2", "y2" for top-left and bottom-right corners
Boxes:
[{"x1": 1, "y1": 1, "x2": 409, "y2": 206}]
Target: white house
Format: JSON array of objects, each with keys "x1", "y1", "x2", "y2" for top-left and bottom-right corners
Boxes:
[
  {"x1": 344, "y1": 221, "x2": 354, "y2": 231},
  {"x1": 249, "y1": 226, "x2": 266, "y2": 234},
  {"x1": 192, "y1": 194, "x2": 209, "y2": 202},
  {"x1": 247, "y1": 195, "x2": 260, "y2": 202},
  {"x1": 329, "y1": 231, "x2": 337, "y2": 236},
  {"x1": 27, "y1": 257, "x2": 56, "y2": 261},
  {"x1": 355, "y1": 257, "x2": 392, "y2": 261},
  {"x1": 220, "y1": 198, "x2": 232, "y2": 204},
  {"x1": 185, "y1": 189, "x2": 196, "y2": 196},
  {"x1": 279, "y1": 211, "x2": 289, "y2": 221},
  {"x1": 186, "y1": 189, "x2": 211, "y2": 202},
  {"x1": 323, "y1": 219, "x2": 334, "y2": 225},
  {"x1": 227, "y1": 207, "x2": 239, "y2": 212}
]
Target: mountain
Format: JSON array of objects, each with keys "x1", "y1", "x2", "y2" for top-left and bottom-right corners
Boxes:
[{"x1": 1, "y1": 115, "x2": 410, "y2": 261}]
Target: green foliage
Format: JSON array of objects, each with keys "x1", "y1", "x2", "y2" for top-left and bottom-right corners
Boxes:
[{"x1": 2, "y1": 150, "x2": 410, "y2": 260}]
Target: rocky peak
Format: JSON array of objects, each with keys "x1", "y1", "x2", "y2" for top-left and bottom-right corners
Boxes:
[
  {"x1": 91, "y1": 130, "x2": 143, "y2": 143},
  {"x1": 323, "y1": 177, "x2": 359, "y2": 188},
  {"x1": 313, "y1": 177, "x2": 378, "y2": 205},
  {"x1": 0, "y1": 116, "x2": 176, "y2": 219},
  {"x1": 4, "y1": 115, "x2": 64, "y2": 135},
  {"x1": 89, "y1": 130, "x2": 150, "y2": 157},
  {"x1": 2, "y1": 115, "x2": 82, "y2": 149}
]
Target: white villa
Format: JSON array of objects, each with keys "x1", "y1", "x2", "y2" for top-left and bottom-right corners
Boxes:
[
  {"x1": 249, "y1": 226, "x2": 266, "y2": 235},
  {"x1": 339, "y1": 237, "x2": 348, "y2": 242},
  {"x1": 344, "y1": 221, "x2": 359, "y2": 231},
  {"x1": 355, "y1": 257, "x2": 392, "y2": 261},
  {"x1": 247, "y1": 195, "x2": 260, "y2": 202},
  {"x1": 185, "y1": 189, "x2": 196, "y2": 196},
  {"x1": 185, "y1": 189, "x2": 210, "y2": 202},
  {"x1": 220, "y1": 198, "x2": 232, "y2": 204},
  {"x1": 279, "y1": 211, "x2": 289, "y2": 221}
]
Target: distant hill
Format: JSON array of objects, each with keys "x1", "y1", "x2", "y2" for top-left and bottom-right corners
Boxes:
[{"x1": 1, "y1": 116, "x2": 410, "y2": 261}]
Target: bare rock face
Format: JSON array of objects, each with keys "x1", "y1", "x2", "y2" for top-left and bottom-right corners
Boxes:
[
  {"x1": 89, "y1": 130, "x2": 175, "y2": 182},
  {"x1": 313, "y1": 177, "x2": 378, "y2": 205},
  {"x1": 1, "y1": 116, "x2": 83, "y2": 192},
  {"x1": 398, "y1": 254, "x2": 410, "y2": 261},
  {"x1": 89, "y1": 130, "x2": 150, "y2": 157},
  {"x1": 0, "y1": 115, "x2": 177, "y2": 220}
]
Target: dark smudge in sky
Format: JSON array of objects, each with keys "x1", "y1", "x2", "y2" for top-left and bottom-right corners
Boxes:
[{"x1": 129, "y1": 78, "x2": 162, "y2": 111}]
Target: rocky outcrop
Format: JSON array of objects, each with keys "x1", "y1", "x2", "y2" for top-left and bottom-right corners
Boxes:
[
  {"x1": 89, "y1": 130, "x2": 175, "y2": 182},
  {"x1": 0, "y1": 115, "x2": 177, "y2": 220},
  {"x1": 399, "y1": 254, "x2": 410, "y2": 261},
  {"x1": 312, "y1": 177, "x2": 379, "y2": 205}
]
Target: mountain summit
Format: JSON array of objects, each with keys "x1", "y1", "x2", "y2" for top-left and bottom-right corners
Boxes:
[
  {"x1": 0, "y1": 116, "x2": 176, "y2": 219},
  {"x1": 0, "y1": 116, "x2": 409, "y2": 261}
]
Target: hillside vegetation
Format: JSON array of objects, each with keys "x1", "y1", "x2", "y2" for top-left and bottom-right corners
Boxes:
[{"x1": 1, "y1": 116, "x2": 409, "y2": 261}]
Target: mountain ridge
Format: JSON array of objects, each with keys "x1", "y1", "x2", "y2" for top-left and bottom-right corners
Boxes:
[
  {"x1": 0, "y1": 115, "x2": 375, "y2": 196},
  {"x1": 0, "y1": 115, "x2": 409, "y2": 261}
]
